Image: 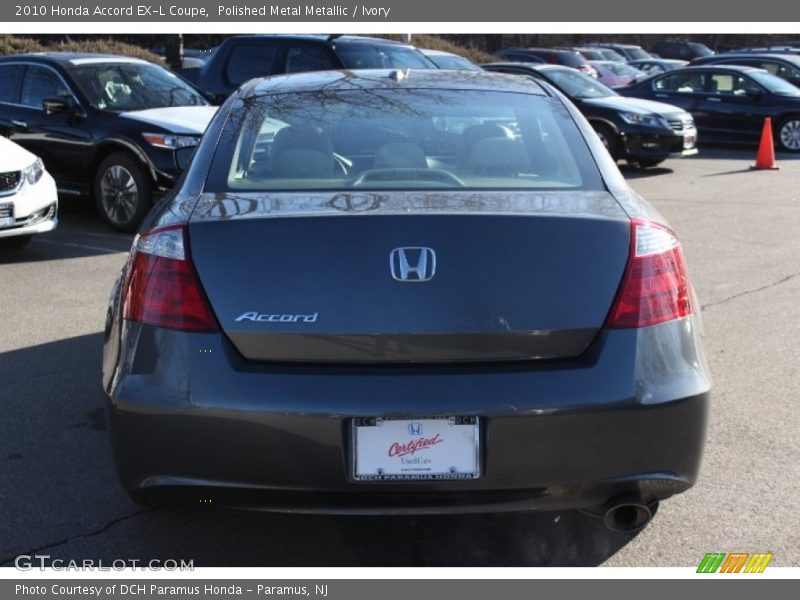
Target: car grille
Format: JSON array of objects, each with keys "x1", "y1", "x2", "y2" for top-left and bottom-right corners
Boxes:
[
  {"x1": 0, "y1": 202, "x2": 12, "y2": 220},
  {"x1": 668, "y1": 115, "x2": 695, "y2": 132},
  {"x1": 0, "y1": 171, "x2": 21, "y2": 194}
]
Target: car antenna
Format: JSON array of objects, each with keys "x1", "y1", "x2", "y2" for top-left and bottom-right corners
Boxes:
[{"x1": 327, "y1": 34, "x2": 343, "y2": 42}]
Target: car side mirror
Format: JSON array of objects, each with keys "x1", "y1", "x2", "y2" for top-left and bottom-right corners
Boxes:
[
  {"x1": 747, "y1": 89, "x2": 764, "y2": 101},
  {"x1": 175, "y1": 146, "x2": 197, "y2": 172},
  {"x1": 42, "y1": 98, "x2": 69, "y2": 115}
]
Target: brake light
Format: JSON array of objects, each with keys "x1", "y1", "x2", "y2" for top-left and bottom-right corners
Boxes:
[
  {"x1": 122, "y1": 225, "x2": 218, "y2": 332},
  {"x1": 606, "y1": 219, "x2": 692, "y2": 329}
]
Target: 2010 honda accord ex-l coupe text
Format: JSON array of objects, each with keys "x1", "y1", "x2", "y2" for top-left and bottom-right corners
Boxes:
[{"x1": 102, "y1": 69, "x2": 710, "y2": 532}]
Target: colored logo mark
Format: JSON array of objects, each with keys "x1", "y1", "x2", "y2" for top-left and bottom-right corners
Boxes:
[{"x1": 697, "y1": 552, "x2": 773, "y2": 573}]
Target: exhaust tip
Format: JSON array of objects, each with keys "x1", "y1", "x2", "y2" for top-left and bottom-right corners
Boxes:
[{"x1": 602, "y1": 496, "x2": 656, "y2": 532}]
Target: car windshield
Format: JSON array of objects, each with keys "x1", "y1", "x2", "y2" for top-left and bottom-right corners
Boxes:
[
  {"x1": 335, "y1": 44, "x2": 435, "y2": 69},
  {"x1": 604, "y1": 63, "x2": 643, "y2": 77},
  {"x1": 208, "y1": 81, "x2": 603, "y2": 192},
  {"x1": 546, "y1": 68, "x2": 617, "y2": 98},
  {"x1": 626, "y1": 47, "x2": 651, "y2": 60},
  {"x1": 748, "y1": 70, "x2": 800, "y2": 95},
  {"x1": 71, "y1": 61, "x2": 207, "y2": 110},
  {"x1": 426, "y1": 54, "x2": 482, "y2": 71},
  {"x1": 690, "y1": 44, "x2": 714, "y2": 57}
]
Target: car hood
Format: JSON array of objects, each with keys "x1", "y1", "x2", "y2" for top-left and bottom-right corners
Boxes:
[
  {"x1": 0, "y1": 135, "x2": 37, "y2": 171},
  {"x1": 119, "y1": 106, "x2": 218, "y2": 134},
  {"x1": 584, "y1": 95, "x2": 686, "y2": 116}
]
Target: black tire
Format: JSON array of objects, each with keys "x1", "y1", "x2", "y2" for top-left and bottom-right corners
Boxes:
[
  {"x1": 0, "y1": 235, "x2": 33, "y2": 249},
  {"x1": 94, "y1": 153, "x2": 152, "y2": 232},
  {"x1": 592, "y1": 123, "x2": 622, "y2": 160},
  {"x1": 627, "y1": 158, "x2": 665, "y2": 169},
  {"x1": 776, "y1": 116, "x2": 800, "y2": 153}
]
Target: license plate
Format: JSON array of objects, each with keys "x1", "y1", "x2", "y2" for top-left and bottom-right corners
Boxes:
[
  {"x1": 0, "y1": 217, "x2": 13, "y2": 229},
  {"x1": 352, "y1": 416, "x2": 480, "y2": 481},
  {"x1": 684, "y1": 134, "x2": 696, "y2": 149}
]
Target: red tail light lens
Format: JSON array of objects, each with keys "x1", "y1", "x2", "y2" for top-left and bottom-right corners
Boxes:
[
  {"x1": 606, "y1": 219, "x2": 692, "y2": 329},
  {"x1": 123, "y1": 225, "x2": 218, "y2": 332}
]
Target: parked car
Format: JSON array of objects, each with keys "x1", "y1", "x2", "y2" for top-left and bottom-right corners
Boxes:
[
  {"x1": 103, "y1": 69, "x2": 709, "y2": 528},
  {"x1": 587, "y1": 43, "x2": 652, "y2": 62},
  {"x1": 652, "y1": 40, "x2": 715, "y2": 61},
  {"x1": 0, "y1": 53, "x2": 217, "y2": 231},
  {"x1": 690, "y1": 53, "x2": 800, "y2": 87},
  {"x1": 620, "y1": 65, "x2": 800, "y2": 152},
  {"x1": 591, "y1": 47, "x2": 630, "y2": 63},
  {"x1": 494, "y1": 48, "x2": 598, "y2": 78},
  {"x1": 0, "y1": 135, "x2": 57, "y2": 248},
  {"x1": 589, "y1": 60, "x2": 648, "y2": 88},
  {"x1": 184, "y1": 35, "x2": 435, "y2": 101},
  {"x1": 629, "y1": 59, "x2": 688, "y2": 76},
  {"x1": 725, "y1": 46, "x2": 800, "y2": 56},
  {"x1": 483, "y1": 62, "x2": 698, "y2": 168},
  {"x1": 420, "y1": 49, "x2": 482, "y2": 71}
]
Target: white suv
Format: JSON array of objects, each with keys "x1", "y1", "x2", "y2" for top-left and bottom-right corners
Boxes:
[{"x1": 0, "y1": 136, "x2": 58, "y2": 249}]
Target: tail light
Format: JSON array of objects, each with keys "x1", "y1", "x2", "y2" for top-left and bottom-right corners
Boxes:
[
  {"x1": 122, "y1": 224, "x2": 218, "y2": 332},
  {"x1": 606, "y1": 219, "x2": 692, "y2": 329}
]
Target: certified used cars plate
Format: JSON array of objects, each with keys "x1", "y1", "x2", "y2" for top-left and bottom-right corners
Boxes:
[{"x1": 352, "y1": 416, "x2": 480, "y2": 481}]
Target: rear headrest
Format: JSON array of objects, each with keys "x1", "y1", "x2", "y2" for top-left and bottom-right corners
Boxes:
[
  {"x1": 373, "y1": 142, "x2": 428, "y2": 169},
  {"x1": 270, "y1": 125, "x2": 336, "y2": 178},
  {"x1": 271, "y1": 149, "x2": 336, "y2": 178},
  {"x1": 272, "y1": 125, "x2": 333, "y2": 156},
  {"x1": 466, "y1": 138, "x2": 530, "y2": 176}
]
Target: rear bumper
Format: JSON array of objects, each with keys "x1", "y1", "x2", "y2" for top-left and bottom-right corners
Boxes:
[{"x1": 104, "y1": 317, "x2": 710, "y2": 514}]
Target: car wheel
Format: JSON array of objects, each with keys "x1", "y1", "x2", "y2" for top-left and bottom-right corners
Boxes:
[
  {"x1": 0, "y1": 235, "x2": 33, "y2": 250},
  {"x1": 592, "y1": 123, "x2": 621, "y2": 160},
  {"x1": 627, "y1": 158, "x2": 665, "y2": 169},
  {"x1": 777, "y1": 117, "x2": 800, "y2": 152},
  {"x1": 94, "y1": 153, "x2": 152, "y2": 232}
]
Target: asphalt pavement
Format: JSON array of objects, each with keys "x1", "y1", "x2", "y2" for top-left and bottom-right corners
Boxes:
[{"x1": 1, "y1": 148, "x2": 798, "y2": 567}]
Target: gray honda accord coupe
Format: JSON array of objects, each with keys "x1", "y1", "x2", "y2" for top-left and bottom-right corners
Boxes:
[{"x1": 102, "y1": 69, "x2": 710, "y2": 531}]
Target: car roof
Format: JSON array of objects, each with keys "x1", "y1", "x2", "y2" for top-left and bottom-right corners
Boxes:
[
  {"x1": 0, "y1": 52, "x2": 152, "y2": 66},
  {"x1": 705, "y1": 52, "x2": 800, "y2": 63},
  {"x1": 420, "y1": 49, "x2": 460, "y2": 57},
  {"x1": 219, "y1": 34, "x2": 413, "y2": 47},
  {"x1": 591, "y1": 43, "x2": 642, "y2": 49},
  {"x1": 501, "y1": 47, "x2": 576, "y2": 55},
  {"x1": 675, "y1": 64, "x2": 767, "y2": 74},
  {"x1": 483, "y1": 62, "x2": 563, "y2": 73},
  {"x1": 247, "y1": 68, "x2": 549, "y2": 96}
]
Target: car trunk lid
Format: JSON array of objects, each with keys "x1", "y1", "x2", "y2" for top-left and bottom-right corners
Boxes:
[{"x1": 188, "y1": 191, "x2": 630, "y2": 363}]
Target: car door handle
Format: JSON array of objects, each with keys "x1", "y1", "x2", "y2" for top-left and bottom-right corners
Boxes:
[
  {"x1": 11, "y1": 120, "x2": 28, "y2": 128},
  {"x1": 707, "y1": 97, "x2": 722, "y2": 102}
]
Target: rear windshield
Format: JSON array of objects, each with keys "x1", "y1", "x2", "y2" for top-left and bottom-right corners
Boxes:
[
  {"x1": 206, "y1": 83, "x2": 604, "y2": 193},
  {"x1": 334, "y1": 45, "x2": 434, "y2": 69}
]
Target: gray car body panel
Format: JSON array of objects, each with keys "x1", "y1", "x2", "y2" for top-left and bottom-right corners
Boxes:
[{"x1": 103, "y1": 69, "x2": 710, "y2": 513}]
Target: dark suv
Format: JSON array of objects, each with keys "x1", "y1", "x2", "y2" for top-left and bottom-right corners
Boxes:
[
  {"x1": 653, "y1": 40, "x2": 715, "y2": 61},
  {"x1": 184, "y1": 35, "x2": 435, "y2": 101}
]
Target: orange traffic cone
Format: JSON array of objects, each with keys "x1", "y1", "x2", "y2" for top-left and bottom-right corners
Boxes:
[{"x1": 751, "y1": 117, "x2": 779, "y2": 170}]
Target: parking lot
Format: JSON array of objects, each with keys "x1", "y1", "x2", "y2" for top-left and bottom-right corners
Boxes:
[{"x1": 1, "y1": 146, "x2": 798, "y2": 567}]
